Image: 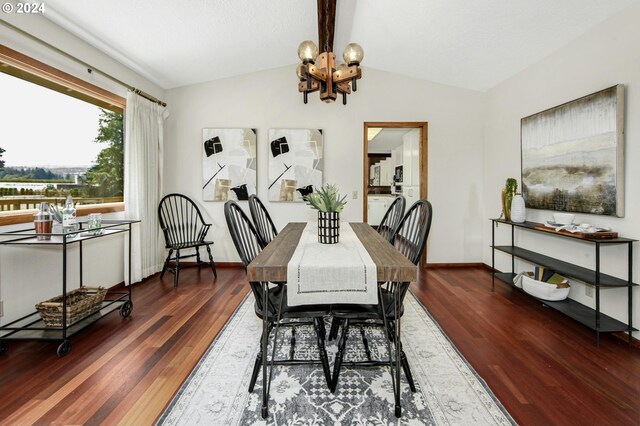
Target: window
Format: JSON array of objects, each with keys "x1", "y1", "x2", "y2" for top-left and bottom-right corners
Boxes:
[{"x1": 0, "y1": 44, "x2": 125, "y2": 224}]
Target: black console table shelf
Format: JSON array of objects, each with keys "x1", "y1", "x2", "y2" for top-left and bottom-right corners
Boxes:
[
  {"x1": 494, "y1": 272, "x2": 633, "y2": 333},
  {"x1": 491, "y1": 219, "x2": 636, "y2": 346},
  {"x1": 493, "y1": 246, "x2": 636, "y2": 288}
]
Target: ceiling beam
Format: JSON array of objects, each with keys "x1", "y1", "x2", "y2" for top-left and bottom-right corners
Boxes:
[{"x1": 317, "y1": 0, "x2": 336, "y2": 53}]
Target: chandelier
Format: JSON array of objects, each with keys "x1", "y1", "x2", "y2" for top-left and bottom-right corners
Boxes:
[{"x1": 296, "y1": 0, "x2": 364, "y2": 105}]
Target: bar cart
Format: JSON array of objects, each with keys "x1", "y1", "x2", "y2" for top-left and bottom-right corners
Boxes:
[{"x1": 0, "y1": 219, "x2": 139, "y2": 357}]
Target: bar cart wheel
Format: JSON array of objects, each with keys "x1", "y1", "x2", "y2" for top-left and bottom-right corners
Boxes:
[
  {"x1": 120, "y1": 301, "x2": 133, "y2": 318},
  {"x1": 57, "y1": 340, "x2": 71, "y2": 357},
  {"x1": 0, "y1": 340, "x2": 7, "y2": 355}
]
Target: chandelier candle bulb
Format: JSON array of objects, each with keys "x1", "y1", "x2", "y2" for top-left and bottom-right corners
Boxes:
[
  {"x1": 297, "y1": 40, "x2": 318, "y2": 63},
  {"x1": 296, "y1": 63, "x2": 306, "y2": 80},
  {"x1": 343, "y1": 43, "x2": 364, "y2": 65}
]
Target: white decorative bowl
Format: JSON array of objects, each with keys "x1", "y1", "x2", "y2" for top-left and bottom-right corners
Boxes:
[
  {"x1": 553, "y1": 212, "x2": 575, "y2": 225},
  {"x1": 522, "y1": 276, "x2": 570, "y2": 301}
]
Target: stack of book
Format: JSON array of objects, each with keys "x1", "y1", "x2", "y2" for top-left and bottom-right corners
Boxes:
[{"x1": 532, "y1": 266, "x2": 570, "y2": 288}]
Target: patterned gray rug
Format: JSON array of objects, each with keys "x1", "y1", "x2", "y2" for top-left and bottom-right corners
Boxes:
[{"x1": 159, "y1": 292, "x2": 515, "y2": 425}]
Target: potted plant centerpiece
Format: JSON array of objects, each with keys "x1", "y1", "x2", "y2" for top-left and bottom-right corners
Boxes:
[{"x1": 304, "y1": 183, "x2": 347, "y2": 244}]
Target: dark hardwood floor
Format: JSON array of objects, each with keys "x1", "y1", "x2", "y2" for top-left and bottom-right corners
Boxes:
[
  {"x1": 413, "y1": 267, "x2": 640, "y2": 426},
  {"x1": 0, "y1": 266, "x2": 638, "y2": 425}
]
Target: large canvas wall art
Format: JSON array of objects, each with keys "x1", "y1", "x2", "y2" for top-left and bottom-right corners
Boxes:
[
  {"x1": 268, "y1": 129, "x2": 323, "y2": 202},
  {"x1": 521, "y1": 85, "x2": 625, "y2": 217},
  {"x1": 202, "y1": 128, "x2": 257, "y2": 201}
]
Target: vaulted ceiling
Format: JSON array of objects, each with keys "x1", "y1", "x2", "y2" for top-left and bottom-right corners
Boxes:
[{"x1": 43, "y1": 0, "x2": 639, "y2": 91}]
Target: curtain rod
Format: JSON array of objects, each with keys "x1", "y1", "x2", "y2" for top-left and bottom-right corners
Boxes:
[{"x1": 0, "y1": 18, "x2": 167, "y2": 107}]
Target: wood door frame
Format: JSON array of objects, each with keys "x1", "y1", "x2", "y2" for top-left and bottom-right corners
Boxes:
[{"x1": 363, "y1": 122, "x2": 429, "y2": 262}]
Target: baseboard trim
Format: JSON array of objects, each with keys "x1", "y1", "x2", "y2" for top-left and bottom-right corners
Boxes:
[
  {"x1": 425, "y1": 262, "x2": 485, "y2": 269},
  {"x1": 166, "y1": 261, "x2": 243, "y2": 268},
  {"x1": 108, "y1": 273, "x2": 158, "y2": 291},
  {"x1": 215, "y1": 262, "x2": 244, "y2": 267},
  {"x1": 481, "y1": 263, "x2": 494, "y2": 272},
  {"x1": 108, "y1": 281, "x2": 126, "y2": 291}
]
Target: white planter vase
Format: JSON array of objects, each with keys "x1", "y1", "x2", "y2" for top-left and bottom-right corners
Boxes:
[{"x1": 511, "y1": 194, "x2": 526, "y2": 223}]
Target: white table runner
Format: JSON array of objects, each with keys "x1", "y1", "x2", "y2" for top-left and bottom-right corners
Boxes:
[{"x1": 286, "y1": 223, "x2": 378, "y2": 306}]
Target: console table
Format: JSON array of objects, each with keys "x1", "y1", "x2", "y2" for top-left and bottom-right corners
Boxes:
[
  {"x1": 0, "y1": 219, "x2": 139, "y2": 357},
  {"x1": 491, "y1": 219, "x2": 637, "y2": 346}
]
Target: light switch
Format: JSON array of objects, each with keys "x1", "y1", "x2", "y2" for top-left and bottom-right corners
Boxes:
[{"x1": 352, "y1": 190, "x2": 358, "y2": 199}]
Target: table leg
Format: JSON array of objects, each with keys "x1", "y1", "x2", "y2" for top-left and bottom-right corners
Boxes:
[
  {"x1": 379, "y1": 284, "x2": 399, "y2": 416},
  {"x1": 394, "y1": 286, "x2": 401, "y2": 418},
  {"x1": 260, "y1": 282, "x2": 285, "y2": 419},
  {"x1": 261, "y1": 281, "x2": 268, "y2": 419}
]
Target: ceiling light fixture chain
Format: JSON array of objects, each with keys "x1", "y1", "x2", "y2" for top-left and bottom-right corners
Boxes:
[{"x1": 296, "y1": 0, "x2": 363, "y2": 105}]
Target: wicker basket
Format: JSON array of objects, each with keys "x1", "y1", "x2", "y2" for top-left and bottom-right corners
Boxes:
[{"x1": 36, "y1": 286, "x2": 107, "y2": 327}]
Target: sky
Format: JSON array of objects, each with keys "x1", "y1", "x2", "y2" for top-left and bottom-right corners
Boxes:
[{"x1": 0, "y1": 71, "x2": 104, "y2": 168}]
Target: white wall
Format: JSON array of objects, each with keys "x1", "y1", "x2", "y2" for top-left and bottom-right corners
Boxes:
[
  {"x1": 484, "y1": 3, "x2": 640, "y2": 337},
  {"x1": 0, "y1": 13, "x2": 164, "y2": 324},
  {"x1": 164, "y1": 66, "x2": 487, "y2": 265}
]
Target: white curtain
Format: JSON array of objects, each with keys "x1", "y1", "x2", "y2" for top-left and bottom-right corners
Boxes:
[{"x1": 124, "y1": 91, "x2": 167, "y2": 284}]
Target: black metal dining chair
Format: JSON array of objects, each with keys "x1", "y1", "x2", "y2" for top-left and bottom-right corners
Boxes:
[
  {"x1": 328, "y1": 195, "x2": 406, "y2": 341},
  {"x1": 330, "y1": 199, "x2": 433, "y2": 417},
  {"x1": 248, "y1": 194, "x2": 278, "y2": 248},
  {"x1": 158, "y1": 193, "x2": 217, "y2": 288},
  {"x1": 377, "y1": 195, "x2": 406, "y2": 243},
  {"x1": 224, "y1": 200, "x2": 332, "y2": 411}
]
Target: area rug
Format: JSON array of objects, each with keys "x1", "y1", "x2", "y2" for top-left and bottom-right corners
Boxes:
[{"x1": 159, "y1": 292, "x2": 515, "y2": 425}]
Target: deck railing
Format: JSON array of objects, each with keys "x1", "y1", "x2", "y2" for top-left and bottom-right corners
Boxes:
[{"x1": 0, "y1": 197, "x2": 123, "y2": 211}]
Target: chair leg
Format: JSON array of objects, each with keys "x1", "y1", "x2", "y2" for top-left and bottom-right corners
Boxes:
[
  {"x1": 387, "y1": 320, "x2": 416, "y2": 392},
  {"x1": 360, "y1": 327, "x2": 372, "y2": 361},
  {"x1": 248, "y1": 351, "x2": 262, "y2": 393},
  {"x1": 249, "y1": 328, "x2": 267, "y2": 393},
  {"x1": 195, "y1": 246, "x2": 202, "y2": 267},
  {"x1": 174, "y1": 249, "x2": 180, "y2": 288},
  {"x1": 313, "y1": 318, "x2": 332, "y2": 389},
  {"x1": 318, "y1": 317, "x2": 326, "y2": 340},
  {"x1": 206, "y1": 244, "x2": 217, "y2": 279},
  {"x1": 289, "y1": 326, "x2": 296, "y2": 360},
  {"x1": 400, "y1": 348, "x2": 417, "y2": 392},
  {"x1": 160, "y1": 249, "x2": 173, "y2": 279},
  {"x1": 328, "y1": 317, "x2": 341, "y2": 341},
  {"x1": 330, "y1": 318, "x2": 350, "y2": 393}
]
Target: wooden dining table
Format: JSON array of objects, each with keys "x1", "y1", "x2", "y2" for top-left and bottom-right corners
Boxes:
[{"x1": 246, "y1": 222, "x2": 417, "y2": 419}]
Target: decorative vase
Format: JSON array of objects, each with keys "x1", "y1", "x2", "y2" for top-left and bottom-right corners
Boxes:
[
  {"x1": 501, "y1": 189, "x2": 511, "y2": 222},
  {"x1": 511, "y1": 194, "x2": 526, "y2": 223},
  {"x1": 318, "y1": 211, "x2": 340, "y2": 244}
]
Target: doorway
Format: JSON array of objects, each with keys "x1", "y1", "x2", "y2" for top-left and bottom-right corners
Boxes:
[{"x1": 363, "y1": 122, "x2": 428, "y2": 258}]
